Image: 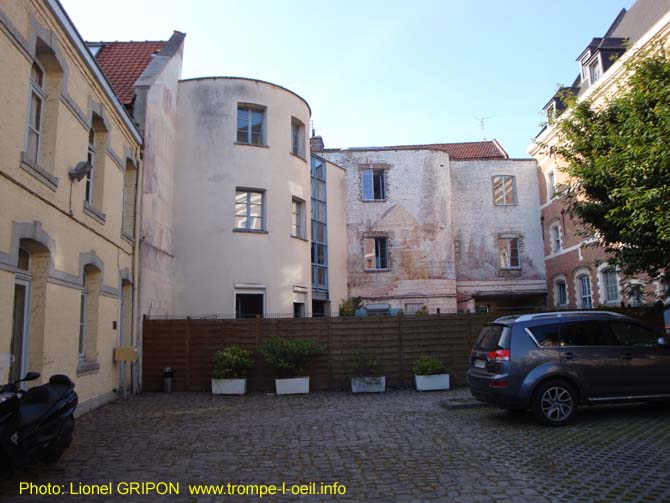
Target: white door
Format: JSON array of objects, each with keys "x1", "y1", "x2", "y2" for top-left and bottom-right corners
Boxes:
[{"x1": 10, "y1": 279, "x2": 31, "y2": 385}]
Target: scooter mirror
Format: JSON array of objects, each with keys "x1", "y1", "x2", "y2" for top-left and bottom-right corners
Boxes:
[{"x1": 18, "y1": 371, "x2": 40, "y2": 383}]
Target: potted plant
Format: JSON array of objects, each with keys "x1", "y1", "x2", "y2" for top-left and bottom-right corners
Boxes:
[
  {"x1": 412, "y1": 355, "x2": 449, "y2": 391},
  {"x1": 350, "y1": 351, "x2": 385, "y2": 393},
  {"x1": 211, "y1": 346, "x2": 254, "y2": 395},
  {"x1": 259, "y1": 336, "x2": 325, "y2": 395}
]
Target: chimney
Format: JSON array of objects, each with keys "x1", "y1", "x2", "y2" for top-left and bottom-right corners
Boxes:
[{"x1": 310, "y1": 135, "x2": 324, "y2": 152}]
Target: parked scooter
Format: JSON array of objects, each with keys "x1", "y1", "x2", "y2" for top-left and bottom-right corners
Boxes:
[{"x1": 0, "y1": 372, "x2": 78, "y2": 477}]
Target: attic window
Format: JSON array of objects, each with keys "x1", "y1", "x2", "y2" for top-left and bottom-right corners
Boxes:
[
  {"x1": 546, "y1": 102, "x2": 556, "y2": 123},
  {"x1": 588, "y1": 59, "x2": 601, "y2": 84}
]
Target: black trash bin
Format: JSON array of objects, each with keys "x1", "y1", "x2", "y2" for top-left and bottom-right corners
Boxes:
[{"x1": 163, "y1": 367, "x2": 174, "y2": 393}]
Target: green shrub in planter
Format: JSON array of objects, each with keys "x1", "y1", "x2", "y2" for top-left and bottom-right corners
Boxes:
[
  {"x1": 259, "y1": 336, "x2": 325, "y2": 378},
  {"x1": 351, "y1": 351, "x2": 384, "y2": 377},
  {"x1": 412, "y1": 355, "x2": 445, "y2": 376},
  {"x1": 212, "y1": 346, "x2": 254, "y2": 379}
]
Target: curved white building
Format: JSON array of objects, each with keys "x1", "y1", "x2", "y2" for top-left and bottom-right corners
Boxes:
[{"x1": 173, "y1": 77, "x2": 345, "y2": 317}]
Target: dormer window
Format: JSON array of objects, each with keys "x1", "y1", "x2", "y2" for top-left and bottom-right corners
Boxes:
[
  {"x1": 588, "y1": 59, "x2": 602, "y2": 84},
  {"x1": 580, "y1": 52, "x2": 591, "y2": 81},
  {"x1": 546, "y1": 102, "x2": 556, "y2": 123}
]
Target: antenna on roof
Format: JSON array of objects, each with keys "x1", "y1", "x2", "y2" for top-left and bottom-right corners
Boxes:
[{"x1": 474, "y1": 115, "x2": 494, "y2": 140}]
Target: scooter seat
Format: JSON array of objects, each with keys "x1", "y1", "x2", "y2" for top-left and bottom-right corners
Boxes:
[{"x1": 18, "y1": 383, "x2": 71, "y2": 428}]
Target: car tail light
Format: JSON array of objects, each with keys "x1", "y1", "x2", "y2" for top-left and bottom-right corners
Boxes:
[
  {"x1": 489, "y1": 380, "x2": 509, "y2": 388},
  {"x1": 487, "y1": 349, "x2": 510, "y2": 362}
]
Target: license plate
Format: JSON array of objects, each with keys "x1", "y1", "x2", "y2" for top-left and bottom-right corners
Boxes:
[{"x1": 474, "y1": 359, "x2": 486, "y2": 369}]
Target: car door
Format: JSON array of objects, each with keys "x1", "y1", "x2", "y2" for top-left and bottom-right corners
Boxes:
[
  {"x1": 559, "y1": 320, "x2": 629, "y2": 398},
  {"x1": 608, "y1": 321, "x2": 670, "y2": 396}
]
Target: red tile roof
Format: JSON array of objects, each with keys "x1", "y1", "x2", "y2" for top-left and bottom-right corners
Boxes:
[
  {"x1": 323, "y1": 140, "x2": 508, "y2": 160},
  {"x1": 93, "y1": 41, "x2": 165, "y2": 105}
]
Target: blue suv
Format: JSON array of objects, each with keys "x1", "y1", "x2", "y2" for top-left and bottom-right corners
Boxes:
[{"x1": 467, "y1": 311, "x2": 670, "y2": 426}]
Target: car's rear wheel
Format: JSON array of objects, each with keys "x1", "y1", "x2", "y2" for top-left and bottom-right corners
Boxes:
[{"x1": 532, "y1": 380, "x2": 577, "y2": 427}]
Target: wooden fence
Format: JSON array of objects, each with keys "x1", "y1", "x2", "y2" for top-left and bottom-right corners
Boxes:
[{"x1": 141, "y1": 308, "x2": 665, "y2": 393}]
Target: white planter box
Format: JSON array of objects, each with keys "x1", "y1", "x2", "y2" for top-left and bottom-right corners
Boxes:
[
  {"x1": 275, "y1": 376, "x2": 309, "y2": 395},
  {"x1": 415, "y1": 374, "x2": 450, "y2": 391},
  {"x1": 351, "y1": 376, "x2": 386, "y2": 393},
  {"x1": 211, "y1": 378, "x2": 247, "y2": 395}
]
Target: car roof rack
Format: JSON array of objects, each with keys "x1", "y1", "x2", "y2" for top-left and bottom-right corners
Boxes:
[{"x1": 513, "y1": 311, "x2": 627, "y2": 323}]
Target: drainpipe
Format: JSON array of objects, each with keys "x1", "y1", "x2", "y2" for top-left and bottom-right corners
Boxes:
[{"x1": 131, "y1": 144, "x2": 144, "y2": 393}]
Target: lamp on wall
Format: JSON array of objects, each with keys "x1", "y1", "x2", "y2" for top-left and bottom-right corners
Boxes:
[{"x1": 68, "y1": 161, "x2": 92, "y2": 181}]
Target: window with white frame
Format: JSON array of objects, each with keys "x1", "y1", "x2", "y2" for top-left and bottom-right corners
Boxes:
[
  {"x1": 498, "y1": 238, "x2": 520, "y2": 269},
  {"x1": 492, "y1": 175, "x2": 516, "y2": 205},
  {"x1": 364, "y1": 237, "x2": 388, "y2": 270},
  {"x1": 25, "y1": 62, "x2": 45, "y2": 165},
  {"x1": 291, "y1": 197, "x2": 306, "y2": 239},
  {"x1": 236, "y1": 105, "x2": 265, "y2": 145},
  {"x1": 578, "y1": 274, "x2": 593, "y2": 308},
  {"x1": 550, "y1": 224, "x2": 561, "y2": 253},
  {"x1": 547, "y1": 171, "x2": 556, "y2": 199},
  {"x1": 602, "y1": 268, "x2": 619, "y2": 303},
  {"x1": 291, "y1": 118, "x2": 305, "y2": 157},
  {"x1": 555, "y1": 279, "x2": 568, "y2": 307},
  {"x1": 361, "y1": 169, "x2": 386, "y2": 201},
  {"x1": 589, "y1": 59, "x2": 601, "y2": 84},
  {"x1": 235, "y1": 189, "x2": 265, "y2": 231}
]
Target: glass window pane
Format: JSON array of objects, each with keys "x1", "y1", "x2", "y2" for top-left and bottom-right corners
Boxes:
[
  {"x1": 30, "y1": 93, "x2": 41, "y2": 129},
  {"x1": 529, "y1": 325, "x2": 560, "y2": 347},
  {"x1": 249, "y1": 192, "x2": 263, "y2": 205},
  {"x1": 364, "y1": 238, "x2": 375, "y2": 269},
  {"x1": 373, "y1": 170, "x2": 385, "y2": 199},
  {"x1": 235, "y1": 216, "x2": 247, "y2": 229},
  {"x1": 237, "y1": 109, "x2": 249, "y2": 143},
  {"x1": 361, "y1": 170, "x2": 374, "y2": 200},
  {"x1": 509, "y1": 239, "x2": 520, "y2": 267},
  {"x1": 504, "y1": 176, "x2": 515, "y2": 204},
  {"x1": 493, "y1": 177, "x2": 504, "y2": 205},
  {"x1": 610, "y1": 322, "x2": 658, "y2": 347},
  {"x1": 249, "y1": 217, "x2": 262, "y2": 230},
  {"x1": 249, "y1": 204, "x2": 262, "y2": 217},
  {"x1": 27, "y1": 130, "x2": 39, "y2": 163},
  {"x1": 31, "y1": 63, "x2": 43, "y2": 86},
  {"x1": 235, "y1": 191, "x2": 248, "y2": 204},
  {"x1": 235, "y1": 203, "x2": 248, "y2": 216}
]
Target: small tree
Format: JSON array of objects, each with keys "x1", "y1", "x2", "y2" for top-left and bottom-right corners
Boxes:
[
  {"x1": 339, "y1": 296, "x2": 363, "y2": 316},
  {"x1": 546, "y1": 45, "x2": 670, "y2": 292}
]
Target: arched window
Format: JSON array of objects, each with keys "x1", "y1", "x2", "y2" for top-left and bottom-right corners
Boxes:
[
  {"x1": 554, "y1": 278, "x2": 568, "y2": 307},
  {"x1": 550, "y1": 224, "x2": 561, "y2": 253},
  {"x1": 578, "y1": 274, "x2": 592, "y2": 308},
  {"x1": 601, "y1": 267, "x2": 620, "y2": 304},
  {"x1": 25, "y1": 62, "x2": 45, "y2": 165},
  {"x1": 547, "y1": 171, "x2": 556, "y2": 200}
]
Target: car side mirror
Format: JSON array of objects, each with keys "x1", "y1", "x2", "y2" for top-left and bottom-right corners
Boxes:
[
  {"x1": 659, "y1": 337, "x2": 670, "y2": 347},
  {"x1": 17, "y1": 371, "x2": 40, "y2": 383}
]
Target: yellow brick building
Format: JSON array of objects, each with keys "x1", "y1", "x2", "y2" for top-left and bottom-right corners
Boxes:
[{"x1": 0, "y1": 0, "x2": 142, "y2": 413}]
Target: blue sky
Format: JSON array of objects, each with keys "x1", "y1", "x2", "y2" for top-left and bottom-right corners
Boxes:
[{"x1": 62, "y1": 0, "x2": 634, "y2": 157}]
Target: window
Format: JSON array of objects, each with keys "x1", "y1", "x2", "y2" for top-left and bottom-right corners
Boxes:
[
  {"x1": 546, "y1": 102, "x2": 556, "y2": 123},
  {"x1": 578, "y1": 274, "x2": 592, "y2": 308},
  {"x1": 547, "y1": 171, "x2": 556, "y2": 199},
  {"x1": 404, "y1": 303, "x2": 425, "y2": 316},
  {"x1": 25, "y1": 62, "x2": 45, "y2": 165},
  {"x1": 364, "y1": 237, "x2": 388, "y2": 270},
  {"x1": 551, "y1": 225, "x2": 561, "y2": 253},
  {"x1": 311, "y1": 157, "x2": 328, "y2": 292},
  {"x1": 498, "y1": 238, "x2": 520, "y2": 269},
  {"x1": 237, "y1": 106, "x2": 265, "y2": 145},
  {"x1": 492, "y1": 175, "x2": 516, "y2": 205},
  {"x1": 235, "y1": 293, "x2": 264, "y2": 319},
  {"x1": 234, "y1": 190, "x2": 265, "y2": 231},
  {"x1": 85, "y1": 129, "x2": 95, "y2": 204},
  {"x1": 361, "y1": 169, "x2": 386, "y2": 201},
  {"x1": 291, "y1": 198, "x2": 305, "y2": 239},
  {"x1": 609, "y1": 322, "x2": 658, "y2": 347},
  {"x1": 555, "y1": 279, "x2": 568, "y2": 306},
  {"x1": 78, "y1": 275, "x2": 88, "y2": 360},
  {"x1": 528, "y1": 325, "x2": 560, "y2": 347},
  {"x1": 122, "y1": 160, "x2": 137, "y2": 238},
  {"x1": 291, "y1": 118, "x2": 305, "y2": 157},
  {"x1": 293, "y1": 302, "x2": 305, "y2": 318},
  {"x1": 602, "y1": 268, "x2": 619, "y2": 303},
  {"x1": 589, "y1": 59, "x2": 601, "y2": 84},
  {"x1": 561, "y1": 321, "x2": 621, "y2": 346},
  {"x1": 628, "y1": 283, "x2": 644, "y2": 307}
]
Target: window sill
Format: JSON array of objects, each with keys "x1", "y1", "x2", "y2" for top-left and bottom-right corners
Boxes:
[
  {"x1": 291, "y1": 234, "x2": 308, "y2": 242},
  {"x1": 234, "y1": 142, "x2": 269, "y2": 149},
  {"x1": 19, "y1": 152, "x2": 59, "y2": 192},
  {"x1": 361, "y1": 198, "x2": 387, "y2": 203},
  {"x1": 83, "y1": 201, "x2": 106, "y2": 224},
  {"x1": 233, "y1": 228, "x2": 268, "y2": 234},
  {"x1": 77, "y1": 360, "x2": 100, "y2": 376},
  {"x1": 290, "y1": 152, "x2": 307, "y2": 162},
  {"x1": 364, "y1": 268, "x2": 389, "y2": 273},
  {"x1": 493, "y1": 203, "x2": 518, "y2": 207}
]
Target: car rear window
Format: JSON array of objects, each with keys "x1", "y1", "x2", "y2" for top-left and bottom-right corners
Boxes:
[{"x1": 476, "y1": 324, "x2": 510, "y2": 351}]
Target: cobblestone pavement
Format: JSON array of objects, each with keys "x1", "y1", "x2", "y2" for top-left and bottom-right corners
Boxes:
[{"x1": 1, "y1": 389, "x2": 669, "y2": 502}]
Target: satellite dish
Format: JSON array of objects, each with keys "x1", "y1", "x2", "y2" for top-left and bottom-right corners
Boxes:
[{"x1": 69, "y1": 161, "x2": 93, "y2": 181}]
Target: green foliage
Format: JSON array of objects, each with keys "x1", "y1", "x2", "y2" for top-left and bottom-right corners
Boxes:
[
  {"x1": 547, "y1": 45, "x2": 670, "y2": 286},
  {"x1": 414, "y1": 306, "x2": 429, "y2": 316},
  {"x1": 259, "y1": 336, "x2": 325, "y2": 378},
  {"x1": 350, "y1": 351, "x2": 384, "y2": 377},
  {"x1": 212, "y1": 346, "x2": 254, "y2": 379},
  {"x1": 412, "y1": 355, "x2": 445, "y2": 376},
  {"x1": 339, "y1": 297, "x2": 363, "y2": 316}
]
